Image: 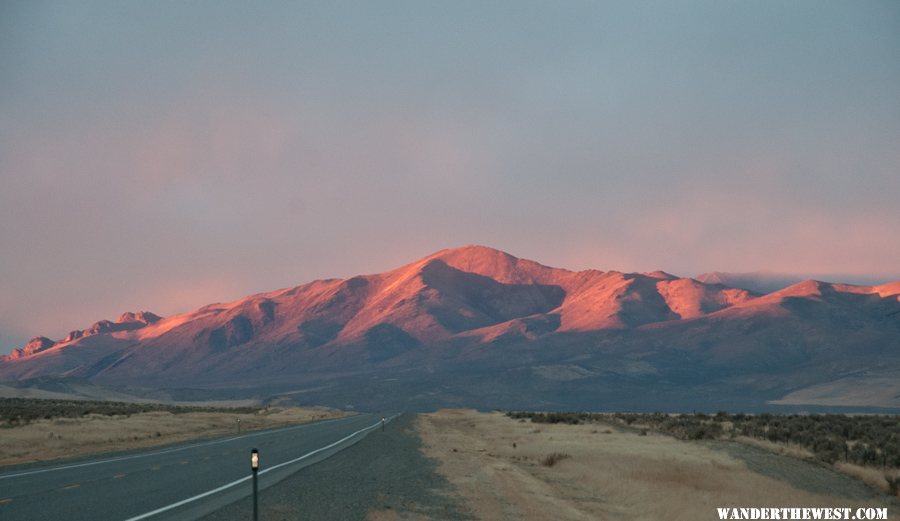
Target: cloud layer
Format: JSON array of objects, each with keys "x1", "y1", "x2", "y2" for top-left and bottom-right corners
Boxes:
[{"x1": 1, "y1": 1, "x2": 899, "y2": 351}]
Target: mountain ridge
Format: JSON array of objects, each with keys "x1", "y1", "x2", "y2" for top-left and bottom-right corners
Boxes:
[{"x1": 2, "y1": 245, "x2": 899, "y2": 411}]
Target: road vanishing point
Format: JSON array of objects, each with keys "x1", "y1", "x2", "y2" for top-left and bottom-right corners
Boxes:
[{"x1": 0, "y1": 413, "x2": 391, "y2": 521}]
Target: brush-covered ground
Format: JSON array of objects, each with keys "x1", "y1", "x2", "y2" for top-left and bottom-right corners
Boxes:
[
  {"x1": 416, "y1": 410, "x2": 899, "y2": 521},
  {"x1": 510, "y1": 411, "x2": 900, "y2": 497},
  {"x1": 0, "y1": 397, "x2": 346, "y2": 466}
]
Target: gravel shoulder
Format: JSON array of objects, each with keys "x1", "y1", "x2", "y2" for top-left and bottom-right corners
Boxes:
[{"x1": 200, "y1": 413, "x2": 470, "y2": 521}]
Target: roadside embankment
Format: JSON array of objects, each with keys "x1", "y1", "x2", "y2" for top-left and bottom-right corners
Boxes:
[
  {"x1": 0, "y1": 400, "x2": 345, "y2": 466},
  {"x1": 416, "y1": 410, "x2": 898, "y2": 521}
]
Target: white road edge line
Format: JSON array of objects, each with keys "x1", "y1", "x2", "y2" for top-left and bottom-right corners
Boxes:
[
  {"x1": 122, "y1": 414, "x2": 399, "y2": 521},
  {"x1": 0, "y1": 414, "x2": 355, "y2": 481}
]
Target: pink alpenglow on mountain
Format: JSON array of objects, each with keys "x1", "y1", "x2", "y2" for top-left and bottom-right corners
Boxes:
[
  {"x1": 4, "y1": 311, "x2": 163, "y2": 362},
  {"x1": 5, "y1": 337, "x2": 57, "y2": 361},
  {"x1": 1, "y1": 247, "x2": 898, "y2": 411}
]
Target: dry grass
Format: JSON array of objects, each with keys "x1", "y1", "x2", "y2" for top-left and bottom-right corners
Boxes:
[
  {"x1": 418, "y1": 410, "x2": 898, "y2": 521},
  {"x1": 0, "y1": 406, "x2": 346, "y2": 466},
  {"x1": 540, "y1": 452, "x2": 570, "y2": 467},
  {"x1": 733, "y1": 435, "x2": 817, "y2": 461},
  {"x1": 734, "y1": 436, "x2": 900, "y2": 497},
  {"x1": 834, "y1": 462, "x2": 900, "y2": 495}
]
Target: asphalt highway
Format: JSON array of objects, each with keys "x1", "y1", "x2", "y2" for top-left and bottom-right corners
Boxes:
[{"x1": 0, "y1": 413, "x2": 389, "y2": 521}]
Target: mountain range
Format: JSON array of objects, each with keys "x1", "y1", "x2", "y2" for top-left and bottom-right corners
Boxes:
[{"x1": 2, "y1": 246, "x2": 899, "y2": 411}]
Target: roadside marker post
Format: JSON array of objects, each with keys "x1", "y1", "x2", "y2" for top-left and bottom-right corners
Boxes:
[
  {"x1": 381, "y1": 416, "x2": 385, "y2": 431},
  {"x1": 250, "y1": 448, "x2": 259, "y2": 521}
]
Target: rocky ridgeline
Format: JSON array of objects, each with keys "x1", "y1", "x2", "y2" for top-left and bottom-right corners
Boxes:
[{"x1": 2, "y1": 311, "x2": 162, "y2": 361}]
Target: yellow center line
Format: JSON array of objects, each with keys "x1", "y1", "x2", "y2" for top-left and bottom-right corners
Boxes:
[
  {"x1": 0, "y1": 498, "x2": 13, "y2": 505},
  {"x1": 113, "y1": 473, "x2": 127, "y2": 479},
  {"x1": 63, "y1": 483, "x2": 80, "y2": 490},
  {"x1": 150, "y1": 466, "x2": 160, "y2": 471},
  {"x1": 179, "y1": 460, "x2": 189, "y2": 465}
]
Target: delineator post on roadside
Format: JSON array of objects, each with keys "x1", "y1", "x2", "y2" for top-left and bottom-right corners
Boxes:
[
  {"x1": 382, "y1": 416, "x2": 385, "y2": 431},
  {"x1": 250, "y1": 448, "x2": 259, "y2": 521}
]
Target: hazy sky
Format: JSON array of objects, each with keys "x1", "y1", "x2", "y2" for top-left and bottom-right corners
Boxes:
[{"x1": 2, "y1": 1, "x2": 899, "y2": 353}]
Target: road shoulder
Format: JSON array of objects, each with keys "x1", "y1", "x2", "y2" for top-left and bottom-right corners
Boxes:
[{"x1": 201, "y1": 414, "x2": 471, "y2": 521}]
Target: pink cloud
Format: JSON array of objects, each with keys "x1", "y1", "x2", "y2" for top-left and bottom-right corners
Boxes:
[{"x1": 627, "y1": 189, "x2": 900, "y2": 276}]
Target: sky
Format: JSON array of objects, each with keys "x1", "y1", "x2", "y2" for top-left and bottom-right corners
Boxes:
[{"x1": 1, "y1": 1, "x2": 899, "y2": 353}]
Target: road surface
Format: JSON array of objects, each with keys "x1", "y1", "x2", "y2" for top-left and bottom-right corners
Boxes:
[{"x1": 0, "y1": 413, "x2": 389, "y2": 521}]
